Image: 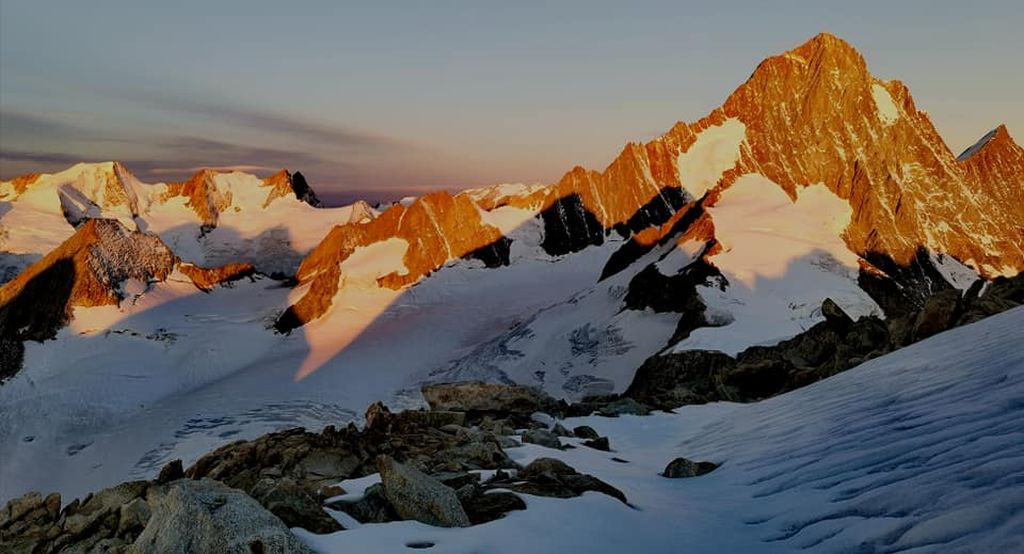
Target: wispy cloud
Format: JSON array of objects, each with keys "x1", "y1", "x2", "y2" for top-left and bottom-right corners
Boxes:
[{"x1": 113, "y1": 89, "x2": 402, "y2": 152}]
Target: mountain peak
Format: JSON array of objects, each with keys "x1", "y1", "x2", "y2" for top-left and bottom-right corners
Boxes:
[{"x1": 261, "y1": 168, "x2": 322, "y2": 208}]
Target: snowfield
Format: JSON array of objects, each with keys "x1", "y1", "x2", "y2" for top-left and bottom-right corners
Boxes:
[{"x1": 300, "y1": 306, "x2": 1024, "y2": 553}]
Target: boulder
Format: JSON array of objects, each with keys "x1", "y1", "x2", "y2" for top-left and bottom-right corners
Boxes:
[
  {"x1": 572, "y1": 425, "x2": 600, "y2": 440},
  {"x1": 912, "y1": 288, "x2": 962, "y2": 341},
  {"x1": 521, "y1": 429, "x2": 562, "y2": 449},
  {"x1": 376, "y1": 456, "x2": 471, "y2": 528},
  {"x1": 326, "y1": 483, "x2": 398, "y2": 524},
  {"x1": 249, "y1": 477, "x2": 342, "y2": 534},
  {"x1": 583, "y1": 437, "x2": 610, "y2": 451},
  {"x1": 130, "y1": 478, "x2": 315, "y2": 553},
  {"x1": 551, "y1": 423, "x2": 573, "y2": 437},
  {"x1": 156, "y1": 459, "x2": 183, "y2": 484},
  {"x1": 598, "y1": 398, "x2": 651, "y2": 417},
  {"x1": 662, "y1": 458, "x2": 718, "y2": 478},
  {"x1": 821, "y1": 298, "x2": 854, "y2": 328},
  {"x1": 421, "y1": 383, "x2": 558, "y2": 419},
  {"x1": 460, "y1": 491, "x2": 527, "y2": 525},
  {"x1": 504, "y1": 458, "x2": 627, "y2": 504}
]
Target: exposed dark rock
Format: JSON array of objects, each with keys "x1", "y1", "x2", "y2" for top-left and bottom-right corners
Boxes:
[
  {"x1": 1, "y1": 482, "x2": 153, "y2": 554},
  {"x1": 821, "y1": 297, "x2": 854, "y2": 327},
  {"x1": 551, "y1": 423, "x2": 573, "y2": 437},
  {"x1": 662, "y1": 458, "x2": 718, "y2": 478},
  {"x1": 326, "y1": 483, "x2": 398, "y2": 524},
  {"x1": 521, "y1": 429, "x2": 562, "y2": 449},
  {"x1": 498, "y1": 458, "x2": 627, "y2": 504},
  {"x1": 539, "y1": 193, "x2": 606, "y2": 256},
  {"x1": 626, "y1": 299, "x2": 892, "y2": 409},
  {"x1": 583, "y1": 437, "x2": 611, "y2": 451},
  {"x1": 463, "y1": 236, "x2": 513, "y2": 268},
  {"x1": 460, "y1": 491, "x2": 527, "y2": 525},
  {"x1": 911, "y1": 288, "x2": 963, "y2": 341},
  {"x1": 573, "y1": 425, "x2": 600, "y2": 440},
  {"x1": 249, "y1": 477, "x2": 342, "y2": 534},
  {"x1": 156, "y1": 459, "x2": 184, "y2": 484},
  {"x1": 597, "y1": 398, "x2": 651, "y2": 417},
  {"x1": 289, "y1": 171, "x2": 322, "y2": 208}
]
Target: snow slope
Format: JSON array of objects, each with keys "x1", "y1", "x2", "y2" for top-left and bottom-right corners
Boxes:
[
  {"x1": 300, "y1": 306, "x2": 1024, "y2": 553},
  {"x1": 672, "y1": 175, "x2": 882, "y2": 355},
  {"x1": 0, "y1": 218, "x2": 627, "y2": 501}
]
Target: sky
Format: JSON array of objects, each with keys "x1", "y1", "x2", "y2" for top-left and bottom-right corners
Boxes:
[{"x1": 1, "y1": 1, "x2": 1021, "y2": 205}]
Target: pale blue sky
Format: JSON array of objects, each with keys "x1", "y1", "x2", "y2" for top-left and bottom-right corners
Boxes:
[{"x1": 1, "y1": 1, "x2": 1021, "y2": 203}]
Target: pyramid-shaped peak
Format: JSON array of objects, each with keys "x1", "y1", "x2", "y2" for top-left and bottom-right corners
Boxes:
[{"x1": 957, "y1": 124, "x2": 1018, "y2": 161}]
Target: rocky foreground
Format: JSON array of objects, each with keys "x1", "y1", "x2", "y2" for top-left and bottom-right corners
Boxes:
[
  {"x1": 4, "y1": 272, "x2": 1023, "y2": 553},
  {"x1": 0, "y1": 381, "x2": 713, "y2": 553}
]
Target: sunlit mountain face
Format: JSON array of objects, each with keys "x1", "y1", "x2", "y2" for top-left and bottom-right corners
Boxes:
[{"x1": 1, "y1": 28, "x2": 1022, "y2": 554}]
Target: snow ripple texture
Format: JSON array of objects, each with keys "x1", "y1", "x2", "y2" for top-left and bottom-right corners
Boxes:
[{"x1": 682, "y1": 306, "x2": 1024, "y2": 552}]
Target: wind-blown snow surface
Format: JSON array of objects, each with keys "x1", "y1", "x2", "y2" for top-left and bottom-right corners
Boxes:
[{"x1": 300, "y1": 307, "x2": 1024, "y2": 553}]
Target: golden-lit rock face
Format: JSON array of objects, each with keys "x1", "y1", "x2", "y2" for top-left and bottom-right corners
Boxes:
[
  {"x1": 278, "y1": 191, "x2": 504, "y2": 330},
  {"x1": 504, "y1": 33, "x2": 1023, "y2": 276},
  {"x1": 0, "y1": 219, "x2": 177, "y2": 340},
  {"x1": 281, "y1": 33, "x2": 1023, "y2": 329},
  {"x1": 715, "y1": 33, "x2": 1023, "y2": 275},
  {"x1": 178, "y1": 262, "x2": 256, "y2": 292},
  {"x1": 172, "y1": 169, "x2": 232, "y2": 228}
]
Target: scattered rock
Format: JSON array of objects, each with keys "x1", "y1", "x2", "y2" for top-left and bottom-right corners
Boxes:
[
  {"x1": 500, "y1": 458, "x2": 628, "y2": 504},
  {"x1": 583, "y1": 437, "x2": 611, "y2": 451},
  {"x1": 530, "y1": 412, "x2": 556, "y2": 429},
  {"x1": 573, "y1": 425, "x2": 600, "y2": 440},
  {"x1": 912, "y1": 288, "x2": 962, "y2": 341},
  {"x1": 250, "y1": 477, "x2": 342, "y2": 534},
  {"x1": 156, "y1": 459, "x2": 184, "y2": 484},
  {"x1": 598, "y1": 398, "x2": 651, "y2": 417},
  {"x1": 460, "y1": 491, "x2": 527, "y2": 525},
  {"x1": 326, "y1": 483, "x2": 398, "y2": 524},
  {"x1": 662, "y1": 458, "x2": 718, "y2": 478},
  {"x1": 377, "y1": 456, "x2": 471, "y2": 528},
  {"x1": 132, "y1": 478, "x2": 315, "y2": 553},
  {"x1": 521, "y1": 429, "x2": 562, "y2": 449},
  {"x1": 821, "y1": 297, "x2": 854, "y2": 328},
  {"x1": 551, "y1": 423, "x2": 573, "y2": 437}
]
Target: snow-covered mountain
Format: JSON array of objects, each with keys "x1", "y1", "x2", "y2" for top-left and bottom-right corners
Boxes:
[
  {"x1": 0, "y1": 32, "x2": 1022, "y2": 506},
  {"x1": 0, "y1": 163, "x2": 376, "y2": 280}
]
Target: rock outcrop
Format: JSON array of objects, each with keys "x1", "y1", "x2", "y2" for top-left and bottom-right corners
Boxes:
[
  {"x1": 662, "y1": 458, "x2": 718, "y2": 479},
  {"x1": 133, "y1": 479, "x2": 315, "y2": 554},
  {"x1": 421, "y1": 382, "x2": 560, "y2": 423},
  {"x1": 626, "y1": 277, "x2": 1024, "y2": 410},
  {"x1": 377, "y1": 456, "x2": 471, "y2": 528}
]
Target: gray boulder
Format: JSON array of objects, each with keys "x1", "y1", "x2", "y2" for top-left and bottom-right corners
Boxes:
[
  {"x1": 661, "y1": 457, "x2": 718, "y2": 478},
  {"x1": 521, "y1": 429, "x2": 562, "y2": 449},
  {"x1": 377, "y1": 456, "x2": 471, "y2": 528},
  {"x1": 249, "y1": 477, "x2": 342, "y2": 534},
  {"x1": 129, "y1": 478, "x2": 315, "y2": 553},
  {"x1": 598, "y1": 398, "x2": 651, "y2": 417}
]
